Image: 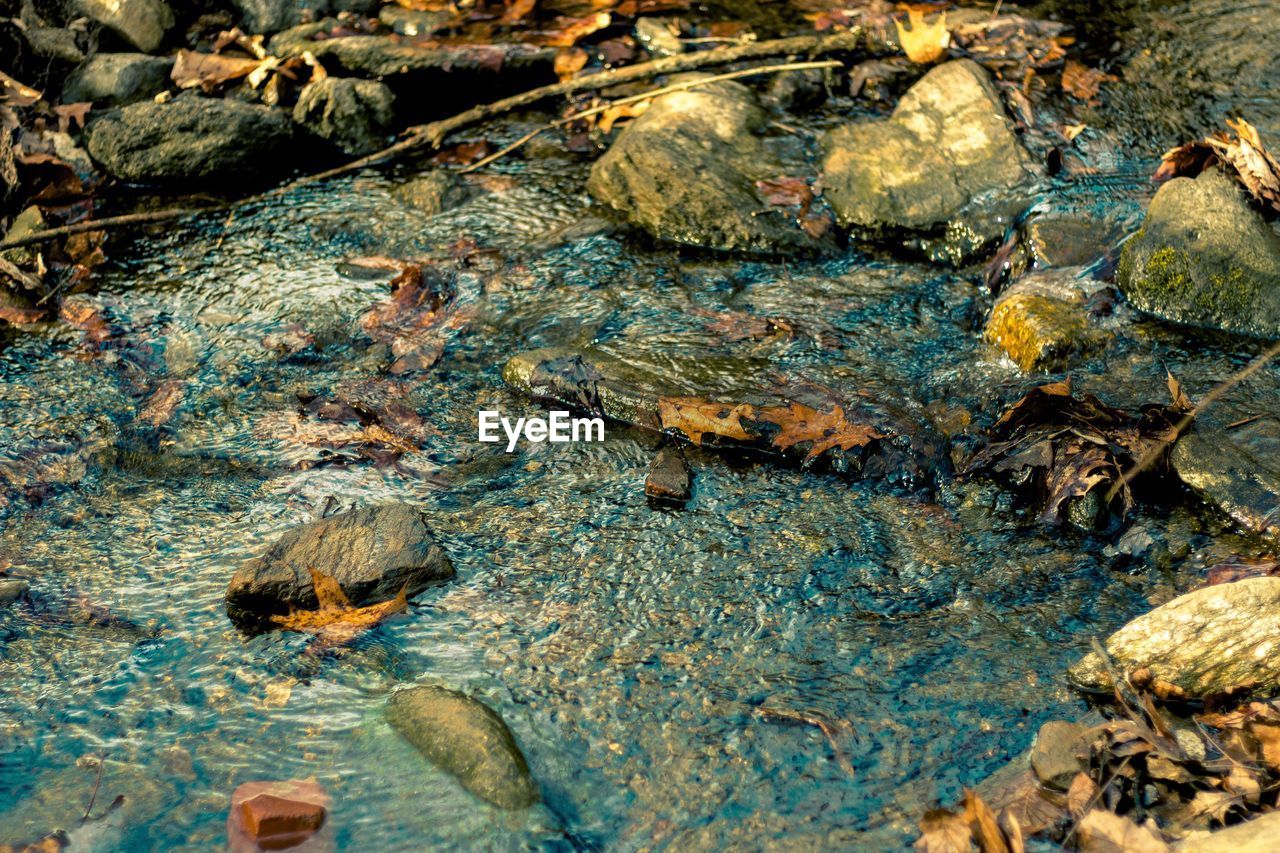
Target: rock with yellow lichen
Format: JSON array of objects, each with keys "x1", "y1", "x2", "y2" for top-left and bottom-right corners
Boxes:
[
  {"x1": 984, "y1": 270, "x2": 1113, "y2": 371},
  {"x1": 1117, "y1": 169, "x2": 1280, "y2": 339}
]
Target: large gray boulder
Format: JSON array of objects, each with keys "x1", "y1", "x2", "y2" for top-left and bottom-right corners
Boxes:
[
  {"x1": 87, "y1": 97, "x2": 296, "y2": 184},
  {"x1": 73, "y1": 0, "x2": 173, "y2": 53},
  {"x1": 1117, "y1": 169, "x2": 1280, "y2": 339},
  {"x1": 820, "y1": 59, "x2": 1038, "y2": 247},
  {"x1": 292, "y1": 77, "x2": 394, "y2": 156},
  {"x1": 386, "y1": 686, "x2": 539, "y2": 810},
  {"x1": 1069, "y1": 577, "x2": 1280, "y2": 698},
  {"x1": 587, "y1": 78, "x2": 831, "y2": 253},
  {"x1": 225, "y1": 503, "x2": 454, "y2": 630},
  {"x1": 63, "y1": 53, "x2": 173, "y2": 106}
]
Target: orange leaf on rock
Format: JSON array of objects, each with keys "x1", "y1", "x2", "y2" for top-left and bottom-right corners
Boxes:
[
  {"x1": 270, "y1": 567, "x2": 408, "y2": 646},
  {"x1": 596, "y1": 100, "x2": 648, "y2": 133},
  {"x1": 554, "y1": 47, "x2": 589, "y2": 80},
  {"x1": 657, "y1": 396, "x2": 755, "y2": 445},
  {"x1": 895, "y1": 7, "x2": 949, "y2": 65},
  {"x1": 757, "y1": 402, "x2": 885, "y2": 462},
  {"x1": 756, "y1": 176, "x2": 813, "y2": 209}
]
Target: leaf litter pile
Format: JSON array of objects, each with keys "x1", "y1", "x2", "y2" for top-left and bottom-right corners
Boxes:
[{"x1": 917, "y1": 677, "x2": 1280, "y2": 851}]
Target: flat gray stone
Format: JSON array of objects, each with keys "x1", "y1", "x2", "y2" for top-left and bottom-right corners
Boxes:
[
  {"x1": 87, "y1": 96, "x2": 295, "y2": 184},
  {"x1": 64, "y1": 53, "x2": 173, "y2": 106},
  {"x1": 293, "y1": 77, "x2": 394, "y2": 156},
  {"x1": 1172, "y1": 420, "x2": 1280, "y2": 540}
]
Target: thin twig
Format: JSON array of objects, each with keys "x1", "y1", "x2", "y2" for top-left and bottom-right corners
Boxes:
[
  {"x1": 756, "y1": 703, "x2": 856, "y2": 777},
  {"x1": 82, "y1": 752, "x2": 106, "y2": 823},
  {"x1": 1106, "y1": 340, "x2": 1280, "y2": 503},
  {"x1": 0, "y1": 29, "x2": 865, "y2": 254},
  {"x1": 460, "y1": 60, "x2": 841, "y2": 174}
]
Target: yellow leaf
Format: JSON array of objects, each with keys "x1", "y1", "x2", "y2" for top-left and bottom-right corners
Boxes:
[
  {"x1": 271, "y1": 567, "x2": 408, "y2": 647},
  {"x1": 895, "y1": 8, "x2": 950, "y2": 65},
  {"x1": 598, "y1": 100, "x2": 650, "y2": 134}
]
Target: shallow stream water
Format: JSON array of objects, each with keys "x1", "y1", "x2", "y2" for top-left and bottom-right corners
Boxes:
[{"x1": 3, "y1": 3, "x2": 1280, "y2": 850}]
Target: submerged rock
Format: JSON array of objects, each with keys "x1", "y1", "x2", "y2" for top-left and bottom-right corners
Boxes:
[
  {"x1": 227, "y1": 779, "x2": 331, "y2": 852},
  {"x1": 1172, "y1": 420, "x2": 1280, "y2": 541},
  {"x1": 393, "y1": 171, "x2": 475, "y2": 216},
  {"x1": 1117, "y1": 169, "x2": 1280, "y2": 339},
  {"x1": 73, "y1": 0, "x2": 173, "y2": 53},
  {"x1": 587, "y1": 77, "x2": 832, "y2": 254},
  {"x1": 292, "y1": 77, "x2": 394, "y2": 155},
  {"x1": 386, "y1": 686, "x2": 539, "y2": 810},
  {"x1": 0, "y1": 578, "x2": 29, "y2": 607},
  {"x1": 820, "y1": 59, "x2": 1038, "y2": 254},
  {"x1": 1068, "y1": 577, "x2": 1280, "y2": 698},
  {"x1": 645, "y1": 446, "x2": 692, "y2": 506},
  {"x1": 225, "y1": 503, "x2": 454, "y2": 630},
  {"x1": 503, "y1": 346, "x2": 947, "y2": 489},
  {"x1": 63, "y1": 53, "x2": 173, "y2": 106},
  {"x1": 984, "y1": 270, "x2": 1112, "y2": 372},
  {"x1": 87, "y1": 97, "x2": 296, "y2": 184}
]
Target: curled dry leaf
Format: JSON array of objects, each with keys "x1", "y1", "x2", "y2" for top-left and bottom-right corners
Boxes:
[
  {"x1": 596, "y1": 100, "x2": 649, "y2": 133},
  {"x1": 1076, "y1": 810, "x2": 1169, "y2": 852},
  {"x1": 1152, "y1": 117, "x2": 1280, "y2": 213},
  {"x1": 895, "y1": 7, "x2": 950, "y2": 65},
  {"x1": 0, "y1": 71, "x2": 41, "y2": 106},
  {"x1": 171, "y1": 49, "x2": 267, "y2": 93},
  {"x1": 914, "y1": 807, "x2": 971, "y2": 852}
]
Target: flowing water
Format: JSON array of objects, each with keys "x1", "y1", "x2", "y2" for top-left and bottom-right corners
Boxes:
[{"x1": 3, "y1": 4, "x2": 1280, "y2": 850}]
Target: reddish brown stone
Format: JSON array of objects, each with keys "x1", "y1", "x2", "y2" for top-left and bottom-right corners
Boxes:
[{"x1": 227, "y1": 779, "x2": 332, "y2": 852}]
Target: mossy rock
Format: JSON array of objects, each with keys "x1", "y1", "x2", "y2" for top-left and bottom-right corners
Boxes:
[
  {"x1": 1117, "y1": 169, "x2": 1280, "y2": 338},
  {"x1": 984, "y1": 271, "x2": 1111, "y2": 372}
]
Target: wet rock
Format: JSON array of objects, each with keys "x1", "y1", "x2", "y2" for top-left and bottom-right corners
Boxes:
[
  {"x1": 73, "y1": 0, "x2": 173, "y2": 53},
  {"x1": 645, "y1": 447, "x2": 691, "y2": 506},
  {"x1": 225, "y1": 503, "x2": 454, "y2": 631},
  {"x1": 504, "y1": 346, "x2": 947, "y2": 489},
  {"x1": 392, "y1": 171, "x2": 475, "y2": 216},
  {"x1": 292, "y1": 77, "x2": 394, "y2": 156},
  {"x1": 1030, "y1": 720, "x2": 1088, "y2": 791},
  {"x1": 820, "y1": 59, "x2": 1038, "y2": 252},
  {"x1": 634, "y1": 17, "x2": 683, "y2": 57},
  {"x1": 0, "y1": 578, "x2": 29, "y2": 607},
  {"x1": 1024, "y1": 215, "x2": 1122, "y2": 269},
  {"x1": 63, "y1": 53, "x2": 173, "y2": 106},
  {"x1": 984, "y1": 271, "x2": 1112, "y2": 371},
  {"x1": 378, "y1": 4, "x2": 453, "y2": 36},
  {"x1": 1117, "y1": 169, "x2": 1280, "y2": 339},
  {"x1": 227, "y1": 779, "x2": 331, "y2": 852},
  {"x1": 87, "y1": 96, "x2": 296, "y2": 184},
  {"x1": 233, "y1": 0, "x2": 379, "y2": 36},
  {"x1": 386, "y1": 685, "x2": 539, "y2": 810},
  {"x1": 270, "y1": 21, "x2": 557, "y2": 82},
  {"x1": 16, "y1": 4, "x2": 85, "y2": 64},
  {"x1": 1178, "y1": 810, "x2": 1280, "y2": 852},
  {"x1": 763, "y1": 68, "x2": 828, "y2": 113},
  {"x1": 1068, "y1": 577, "x2": 1280, "y2": 698},
  {"x1": 587, "y1": 77, "x2": 831, "y2": 254},
  {"x1": 1172, "y1": 420, "x2": 1280, "y2": 541}
]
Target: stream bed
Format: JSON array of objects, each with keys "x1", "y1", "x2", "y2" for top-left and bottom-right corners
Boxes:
[{"x1": 2, "y1": 1, "x2": 1280, "y2": 850}]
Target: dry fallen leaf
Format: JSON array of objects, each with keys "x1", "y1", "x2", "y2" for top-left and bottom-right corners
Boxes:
[
  {"x1": 657, "y1": 397, "x2": 756, "y2": 445},
  {"x1": 895, "y1": 7, "x2": 950, "y2": 64},
  {"x1": 0, "y1": 70, "x2": 41, "y2": 106},
  {"x1": 543, "y1": 12, "x2": 612, "y2": 48},
  {"x1": 1075, "y1": 810, "x2": 1169, "y2": 852},
  {"x1": 596, "y1": 100, "x2": 649, "y2": 133},
  {"x1": 1151, "y1": 118, "x2": 1280, "y2": 213},
  {"x1": 963, "y1": 789, "x2": 1010, "y2": 853},
  {"x1": 554, "y1": 46, "x2": 589, "y2": 80},
  {"x1": 171, "y1": 49, "x2": 266, "y2": 93}
]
